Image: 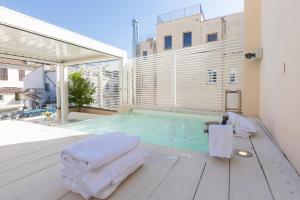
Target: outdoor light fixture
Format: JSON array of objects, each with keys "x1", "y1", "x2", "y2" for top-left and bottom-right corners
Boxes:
[
  {"x1": 234, "y1": 149, "x2": 253, "y2": 158},
  {"x1": 244, "y1": 48, "x2": 263, "y2": 60}
]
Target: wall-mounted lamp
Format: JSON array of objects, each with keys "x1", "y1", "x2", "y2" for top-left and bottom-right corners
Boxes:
[{"x1": 245, "y1": 48, "x2": 263, "y2": 61}]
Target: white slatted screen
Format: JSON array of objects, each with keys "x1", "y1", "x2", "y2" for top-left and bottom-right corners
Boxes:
[
  {"x1": 69, "y1": 60, "x2": 120, "y2": 109},
  {"x1": 126, "y1": 38, "x2": 244, "y2": 112}
]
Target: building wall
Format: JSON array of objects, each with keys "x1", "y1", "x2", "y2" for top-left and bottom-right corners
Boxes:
[
  {"x1": 0, "y1": 65, "x2": 32, "y2": 108},
  {"x1": 138, "y1": 39, "x2": 156, "y2": 57},
  {"x1": 45, "y1": 71, "x2": 57, "y2": 103},
  {"x1": 156, "y1": 14, "x2": 202, "y2": 53},
  {"x1": 155, "y1": 13, "x2": 244, "y2": 54},
  {"x1": 245, "y1": 0, "x2": 300, "y2": 172},
  {"x1": 200, "y1": 13, "x2": 244, "y2": 42},
  {"x1": 243, "y1": 0, "x2": 260, "y2": 116},
  {"x1": 258, "y1": 0, "x2": 300, "y2": 172}
]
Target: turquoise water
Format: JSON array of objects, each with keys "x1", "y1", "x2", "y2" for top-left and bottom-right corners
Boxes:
[{"x1": 60, "y1": 109, "x2": 220, "y2": 152}]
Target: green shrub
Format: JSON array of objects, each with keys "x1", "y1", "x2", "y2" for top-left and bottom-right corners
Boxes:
[{"x1": 68, "y1": 71, "x2": 96, "y2": 107}]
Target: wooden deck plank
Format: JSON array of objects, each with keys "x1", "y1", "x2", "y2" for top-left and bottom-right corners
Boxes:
[
  {"x1": 59, "y1": 151, "x2": 179, "y2": 200},
  {"x1": 0, "y1": 164, "x2": 61, "y2": 200},
  {"x1": 148, "y1": 155, "x2": 206, "y2": 200},
  {"x1": 229, "y1": 137, "x2": 273, "y2": 200},
  {"x1": 195, "y1": 157, "x2": 229, "y2": 200},
  {"x1": 0, "y1": 136, "x2": 76, "y2": 163},
  {"x1": 106, "y1": 151, "x2": 178, "y2": 200},
  {"x1": 0, "y1": 139, "x2": 75, "y2": 173},
  {"x1": 16, "y1": 177, "x2": 69, "y2": 200},
  {"x1": 0, "y1": 152, "x2": 59, "y2": 186},
  {"x1": 249, "y1": 118, "x2": 300, "y2": 200},
  {"x1": 59, "y1": 192, "x2": 82, "y2": 200}
]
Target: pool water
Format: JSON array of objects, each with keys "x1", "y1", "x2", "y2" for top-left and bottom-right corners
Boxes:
[{"x1": 60, "y1": 109, "x2": 220, "y2": 152}]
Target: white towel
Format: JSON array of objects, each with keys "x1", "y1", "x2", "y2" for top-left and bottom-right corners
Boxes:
[
  {"x1": 61, "y1": 132, "x2": 140, "y2": 171},
  {"x1": 62, "y1": 159, "x2": 145, "y2": 199},
  {"x1": 61, "y1": 147, "x2": 148, "y2": 199},
  {"x1": 208, "y1": 125, "x2": 233, "y2": 159},
  {"x1": 227, "y1": 112, "x2": 256, "y2": 137}
]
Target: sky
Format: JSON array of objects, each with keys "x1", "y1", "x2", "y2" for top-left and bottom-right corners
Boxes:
[{"x1": 0, "y1": 0, "x2": 244, "y2": 56}]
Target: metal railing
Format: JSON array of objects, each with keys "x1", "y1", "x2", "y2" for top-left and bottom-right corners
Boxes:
[{"x1": 157, "y1": 4, "x2": 204, "y2": 24}]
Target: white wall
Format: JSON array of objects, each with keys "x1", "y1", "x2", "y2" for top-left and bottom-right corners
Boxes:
[
  {"x1": 45, "y1": 71, "x2": 57, "y2": 103},
  {"x1": 23, "y1": 66, "x2": 44, "y2": 89},
  {"x1": 0, "y1": 66, "x2": 31, "y2": 88},
  {"x1": 0, "y1": 65, "x2": 33, "y2": 107},
  {"x1": 259, "y1": 0, "x2": 300, "y2": 172}
]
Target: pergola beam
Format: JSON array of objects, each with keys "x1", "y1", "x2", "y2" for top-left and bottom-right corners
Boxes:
[
  {"x1": 63, "y1": 56, "x2": 119, "y2": 66},
  {"x1": 0, "y1": 53, "x2": 61, "y2": 65}
]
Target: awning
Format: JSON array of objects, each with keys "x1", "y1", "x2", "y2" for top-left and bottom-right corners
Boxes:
[{"x1": 0, "y1": 6, "x2": 126, "y2": 65}]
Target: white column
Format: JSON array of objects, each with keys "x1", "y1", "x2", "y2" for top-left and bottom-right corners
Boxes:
[
  {"x1": 59, "y1": 64, "x2": 69, "y2": 122},
  {"x1": 56, "y1": 65, "x2": 61, "y2": 111}
]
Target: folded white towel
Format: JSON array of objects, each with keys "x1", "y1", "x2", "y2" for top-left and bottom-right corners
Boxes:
[
  {"x1": 208, "y1": 125, "x2": 233, "y2": 159},
  {"x1": 61, "y1": 147, "x2": 148, "y2": 199},
  {"x1": 61, "y1": 132, "x2": 140, "y2": 171},
  {"x1": 227, "y1": 112, "x2": 256, "y2": 137}
]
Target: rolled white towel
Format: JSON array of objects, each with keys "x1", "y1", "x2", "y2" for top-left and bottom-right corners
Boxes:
[
  {"x1": 61, "y1": 132, "x2": 140, "y2": 171},
  {"x1": 61, "y1": 147, "x2": 148, "y2": 199}
]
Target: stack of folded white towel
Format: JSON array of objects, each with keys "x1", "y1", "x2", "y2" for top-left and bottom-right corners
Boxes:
[{"x1": 60, "y1": 132, "x2": 148, "y2": 200}]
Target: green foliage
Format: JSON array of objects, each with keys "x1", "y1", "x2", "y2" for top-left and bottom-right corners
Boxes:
[{"x1": 68, "y1": 71, "x2": 96, "y2": 107}]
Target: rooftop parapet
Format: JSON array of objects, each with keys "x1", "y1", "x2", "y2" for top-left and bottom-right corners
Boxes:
[{"x1": 157, "y1": 4, "x2": 204, "y2": 24}]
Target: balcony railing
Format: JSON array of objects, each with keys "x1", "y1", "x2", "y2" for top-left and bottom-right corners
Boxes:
[{"x1": 157, "y1": 4, "x2": 204, "y2": 24}]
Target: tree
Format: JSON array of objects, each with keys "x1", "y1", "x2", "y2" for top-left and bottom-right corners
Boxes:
[{"x1": 68, "y1": 71, "x2": 96, "y2": 107}]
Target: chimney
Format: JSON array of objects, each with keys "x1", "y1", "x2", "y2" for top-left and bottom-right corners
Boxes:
[{"x1": 132, "y1": 19, "x2": 139, "y2": 58}]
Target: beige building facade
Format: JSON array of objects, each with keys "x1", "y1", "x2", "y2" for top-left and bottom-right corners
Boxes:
[
  {"x1": 244, "y1": 0, "x2": 300, "y2": 173},
  {"x1": 138, "y1": 5, "x2": 244, "y2": 56}
]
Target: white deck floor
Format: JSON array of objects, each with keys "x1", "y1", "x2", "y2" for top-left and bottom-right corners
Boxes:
[{"x1": 0, "y1": 119, "x2": 299, "y2": 200}]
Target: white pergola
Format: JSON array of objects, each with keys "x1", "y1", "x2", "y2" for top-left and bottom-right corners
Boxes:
[{"x1": 0, "y1": 6, "x2": 127, "y2": 121}]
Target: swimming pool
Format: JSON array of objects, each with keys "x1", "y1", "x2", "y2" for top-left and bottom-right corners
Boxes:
[{"x1": 60, "y1": 109, "x2": 220, "y2": 152}]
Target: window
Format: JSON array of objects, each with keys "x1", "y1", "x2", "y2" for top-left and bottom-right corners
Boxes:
[
  {"x1": 45, "y1": 83, "x2": 50, "y2": 91},
  {"x1": 19, "y1": 70, "x2": 25, "y2": 81},
  {"x1": 207, "y1": 33, "x2": 218, "y2": 42},
  {"x1": 0, "y1": 68, "x2": 8, "y2": 80},
  {"x1": 183, "y1": 32, "x2": 192, "y2": 47},
  {"x1": 0, "y1": 95, "x2": 3, "y2": 101},
  {"x1": 142, "y1": 51, "x2": 148, "y2": 57},
  {"x1": 229, "y1": 70, "x2": 237, "y2": 84},
  {"x1": 15, "y1": 93, "x2": 21, "y2": 101},
  {"x1": 164, "y1": 35, "x2": 172, "y2": 50},
  {"x1": 207, "y1": 69, "x2": 217, "y2": 84}
]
